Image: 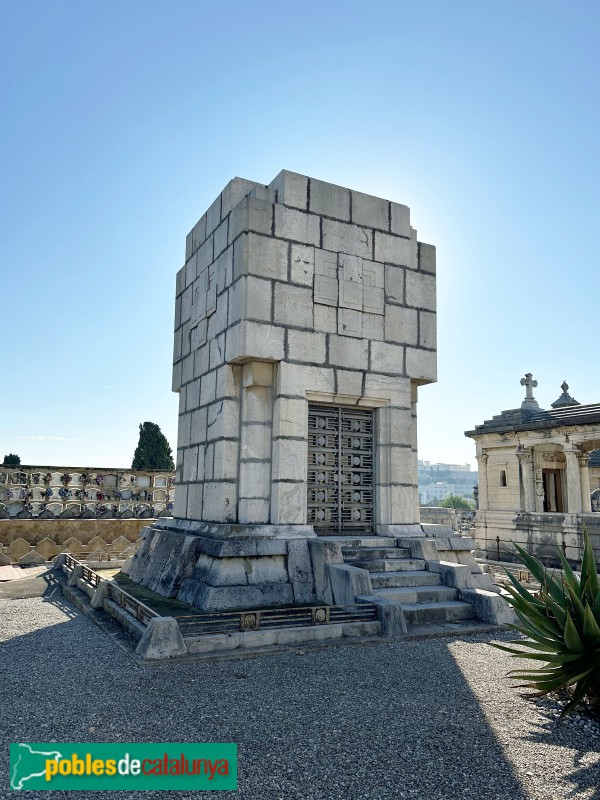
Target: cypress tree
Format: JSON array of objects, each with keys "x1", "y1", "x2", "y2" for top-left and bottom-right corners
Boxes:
[{"x1": 131, "y1": 422, "x2": 175, "y2": 470}]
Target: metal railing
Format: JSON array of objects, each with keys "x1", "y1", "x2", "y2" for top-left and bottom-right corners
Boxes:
[
  {"x1": 492, "y1": 536, "x2": 600, "y2": 567},
  {"x1": 176, "y1": 603, "x2": 378, "y2": 638},
  {"x1": 105, "y1": 581, "x2": 158, "y2": 625},
  {"x1": 62, "y1": 554, "x2": 158, "y2": 626}
]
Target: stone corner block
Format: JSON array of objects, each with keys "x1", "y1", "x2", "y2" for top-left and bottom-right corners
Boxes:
[
  {"x1": 425, "y1": 560, "x2": 473, "y2": 589},
  {"x1": 135, "y1": 616, "x2": 188, "y2": 660},
  {"x1": 53, "y1": 553, "x2": 68, "y2": 571},
  {"x1": 90, "y1": 581, "x2": 109, "y2": 609},
  {"x1": 328, "y1": 564, "x2": 372, "y2": 606},
  {"x1": 396, "y1": 537, "x2": 439, "y2": 561},
  {"x1": 356, "y1": 594, "x2": 407, "y2": 637},
  {"x1": 377, "y1": 524, "x2": 424, "y2": 537},
  {"x1": 307, "y1": 539, "x2": 343, "y2": 604},
  {"x1": 67, "y1": 564, "x2": 84, "y2": 586},
  {"x1": 459, "y1": 589, "x2": 516, "y2": 625},
  {"x1": 269, "y1": 169, "x2": 309, "y2": 210}
]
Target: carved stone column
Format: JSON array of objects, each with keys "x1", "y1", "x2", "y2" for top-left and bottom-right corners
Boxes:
[
  {"x1": 579, "y1": 451, "x2": 591, "y2": 513},
  {"x1": 534, "y1": 467, "x2": 545, "y2": 512},
  {"x1": 475, "y1": 451, "x2": 489, "y2": 511},
  {"x1": 516, "y1": 446, "x2": 535, "y2": 512},
  {"x1": 564, "y1": 446, "x2": 583, "y2": 514}
]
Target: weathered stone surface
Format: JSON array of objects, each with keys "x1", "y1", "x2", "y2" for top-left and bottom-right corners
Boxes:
[
  {"x1": 269, "y1": 170, "x2": 308, "y2": 210},
  {"x1": 405, "y1": 270, "x2": 435, "y2": 311},
  {"x1": 426, "y1": 560, "x2": 473, "y2": 589},
  {"x1": 287, "y1": 330, "x2": 326, "y2": 363},
  {"x1": 384, "y1": 306, "x2": 418, "y2": 345},
  {"x1": 308, "y1": 539, "x2": 343, "y2": 604},
  {"x1": 274, "y1": 205, "x2": 319, "y2": 246},
  {"x1": 273, "y1": 284, "x2": 313, "y2": 329},
  {"x1": 322, "y1": 219, "x2": 372, "y2": 259},
  {"x1": 390, "y1": 202, "x2": 410, "y2": 237},
  {"x1": 351, "y1": 190, "x2": 388, "y2": 230},
  {"x1": 309, "y1": 178, "x2": 350, "y2": 221},
  {"x1": 375, "y1": 232, "x2": 417, "y2": 268},
  {"x1": 287, "y1": 538, "x2": 316, "y2": 604},
  {"x1": 328, "y1": 564, "x2": 372, "y2": 605},
  {"x1": 290, "y1": 244, "x2": 314, "y2": 286},
  {"x1": 135, "y1": 617, "x2": 188, "y2": 660},
  {"x1": 460, "y1": 588, "x2": 516, "y2": 625}
]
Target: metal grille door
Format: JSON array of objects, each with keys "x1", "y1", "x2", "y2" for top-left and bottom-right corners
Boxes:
[{"x1": 307, "y1": 405, "x2": 374, "y2": 534}]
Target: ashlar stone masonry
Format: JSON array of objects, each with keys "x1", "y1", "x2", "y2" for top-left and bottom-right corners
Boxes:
[
  {"x1": 172, "y1": 170, "x2": 436, "y2": 531},
  {"x1": 129, "y1": 171, "x2": 443, "y2": 613}
]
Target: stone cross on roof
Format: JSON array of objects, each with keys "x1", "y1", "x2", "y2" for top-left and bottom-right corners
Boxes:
[
  {"x1": 520, "y1": 373, "x2": 540, "y2": 412},
  {"x1": 520, "y1": 372, "x2": 537, "y2": 400}
]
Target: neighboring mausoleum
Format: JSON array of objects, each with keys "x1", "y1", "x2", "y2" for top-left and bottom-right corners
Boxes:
[{"x1": 466, "y1": 375, "x2": 600, "y2": 566}]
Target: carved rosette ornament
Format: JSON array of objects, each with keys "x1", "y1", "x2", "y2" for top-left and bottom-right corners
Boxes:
[
  {"x1": 312, "y1": 607, "x2": 330, "y2": 625},
  {"x1": 239, "y1": 612, "x2": 260, "y2": 631}
]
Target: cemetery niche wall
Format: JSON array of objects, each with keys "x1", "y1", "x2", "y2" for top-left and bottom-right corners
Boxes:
[
  {"x1": 0, "y1": 465, "x2": 175, "y2": 520},
  {"x1": 0, "y1": 465, "x2": 175, "y2": 565},
  {"x1": 129, "y1": 170, "x2": 446, "y2": 612}
]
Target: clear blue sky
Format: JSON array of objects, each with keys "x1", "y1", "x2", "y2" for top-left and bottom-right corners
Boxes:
[{"x1": 1, "y1": 0, "x2": 599, "y2": 469}]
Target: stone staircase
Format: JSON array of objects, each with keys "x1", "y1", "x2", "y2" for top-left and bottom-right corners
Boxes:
[{"x1": 341, "y1": 536, "x2": 477, "y2": 629}]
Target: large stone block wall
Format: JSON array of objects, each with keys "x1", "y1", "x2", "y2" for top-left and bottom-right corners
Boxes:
[{"x1": 172, "y1": 171, "x2": 436, "y2": 531}]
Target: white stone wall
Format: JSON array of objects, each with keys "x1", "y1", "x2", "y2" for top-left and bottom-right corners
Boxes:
[{"x1": 172, "y1": 171, "x2": 436, "y2": 527}]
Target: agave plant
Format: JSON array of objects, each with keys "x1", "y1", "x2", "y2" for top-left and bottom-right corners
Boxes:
[{"x1": 493, "y1": 527, "x2": 600, "y2": 715}]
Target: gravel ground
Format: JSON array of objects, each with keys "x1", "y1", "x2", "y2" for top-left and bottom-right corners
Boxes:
[{"x1": 0, "y1": 595, "x2": 599, "y2": 800}]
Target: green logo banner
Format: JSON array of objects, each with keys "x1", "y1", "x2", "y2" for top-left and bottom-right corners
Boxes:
[{"x1": 10, "y1": 742, "x2": 237, "y2": 791}]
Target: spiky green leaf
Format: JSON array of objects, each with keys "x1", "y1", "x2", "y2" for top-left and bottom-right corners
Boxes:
[
  {"x1": 564, "y1": 612, "x2": 584, "y2": 653},
  {"x1": 582, "y1": 603, "x2": 600, "y2": 645}
]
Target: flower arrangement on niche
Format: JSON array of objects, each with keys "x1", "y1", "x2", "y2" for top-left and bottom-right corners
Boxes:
[
  {"x1": 58, "y1": 487, "x2": 72, "y2": 500},
  {"x1": 60, "y1": 474, "x2": 72, "y2": 486}
]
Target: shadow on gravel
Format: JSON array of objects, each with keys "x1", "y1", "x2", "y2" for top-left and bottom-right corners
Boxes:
[
  {"x1": 0, "y1": 568, "x2": 78, "y2": 619},
  {"x1": 0, "y1": 594, "x2": 536, "y2": 800},
  {"x1": 523, "y1": 714, "x2": 600, "y2": 800}
]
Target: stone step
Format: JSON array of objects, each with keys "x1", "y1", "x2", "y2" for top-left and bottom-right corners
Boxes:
[
  {"x1": 372, "y1": 585, "x2": 458, "y2": 604},
  {"x1": 348, "y1": 558, "x2": 426, "y2": 573},
  {"x1": 403, "y1": 600, "x2": 475, "y2": 626},
  {"x1": 341, "y1": 547, "x2": 411, "y2": 560},
  {"x1": 323, "y1": 536, "x2": 397, "y2": 548},
  {"x1": 185, "y1": 620, "x2": 382, "y2": 655},
  {"x1": 369, "y1": 570, "x2": 442, "y2": 589}
]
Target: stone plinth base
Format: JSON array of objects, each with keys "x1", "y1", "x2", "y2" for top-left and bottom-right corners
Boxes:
[{"x1": 128, "y1": 517, "x2": 322, "y2": 611}]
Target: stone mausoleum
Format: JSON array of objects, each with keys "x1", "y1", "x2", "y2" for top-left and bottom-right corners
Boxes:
[
  {"x1": 466, "y1": 375, "x2": 600, "y2": 567},
  {"x1": 130, "y1": 171, "x2": 505, "y2": 639}
]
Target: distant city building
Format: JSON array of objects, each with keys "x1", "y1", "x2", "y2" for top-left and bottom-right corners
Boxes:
[{"x1": 418, "y1": 460, "x2": 478, "y2": 505}]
